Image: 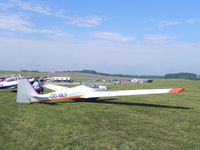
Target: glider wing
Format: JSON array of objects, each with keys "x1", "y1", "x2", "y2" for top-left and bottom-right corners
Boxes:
[
  {"x1": 81, "y1": 88, "x2": 184, "y2": 99},
  {"x1": 42, "y1": 83, "x2": 68, "y2": 91}
]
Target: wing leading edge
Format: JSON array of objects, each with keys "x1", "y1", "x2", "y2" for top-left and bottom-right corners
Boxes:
[
  {"x1": 81, "y1": 88, "x2": 184, "y2": 99},
  {"x1": 42, "y1": 83, "x2": 68, "y2": 91}
]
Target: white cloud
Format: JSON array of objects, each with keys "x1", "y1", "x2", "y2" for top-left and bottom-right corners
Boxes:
[
  {"x1": 0, "y1": 15, "x2": 33, "y2": 33},
  {"x1": 158, "y1": 21, "x2": 180, "y2": 28},
  {"x1": 8, "y1": 0, "x2": 68, "y2": 17},
  {"x1": 93, "y1": 32, "x2": 134, "y2": 42},
  {"x1": 10, "y1": 0, "x2": 52, "y2": 15},
  {"x1": 66, "y1": 16, "x2": 104, "y2": 27},
  {"x1": 54, "y1": 9, "x2": 66, "y2": 17},
  {"x1": 1, "y1": 0, "x2": 106, "y2": 28},
  {"x1": 0, "y1": 2, "x2": 13, "y2": 9},
  {"x1": 144, "y1": 34, "x2": 175, "y2": 42},
  {"x1": 147, "y1": 19, "x2": 180, "y2": 28},
  {"x1": 186, "y1": 18, "x2": 200, "y2": 24},
  {"x1": 0, "y1": 15, "x2": 71, "y2": 39}
]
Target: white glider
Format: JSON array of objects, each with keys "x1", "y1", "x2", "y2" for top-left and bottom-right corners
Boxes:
[{"x1": 16, "y1": 79, "x2": 184, "y2": 103}]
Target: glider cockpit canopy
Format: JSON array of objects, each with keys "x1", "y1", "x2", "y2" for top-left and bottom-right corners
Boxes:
[{"x1": 83, "y1": 83, "x2": 100, "y2": 88}]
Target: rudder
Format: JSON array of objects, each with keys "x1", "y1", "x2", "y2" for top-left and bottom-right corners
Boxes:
[{"x1": 16, "y1": 79, "x2": 37, "y2": 103}]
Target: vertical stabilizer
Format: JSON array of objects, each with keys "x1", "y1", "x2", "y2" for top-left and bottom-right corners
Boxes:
[{"x1": 16, "y1": 79, "x2": 37, "y2": 103}]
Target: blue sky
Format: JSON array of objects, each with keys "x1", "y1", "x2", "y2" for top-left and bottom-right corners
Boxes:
[{"x1": 0, "y1": 0, "x2": 200, "y2": 75}]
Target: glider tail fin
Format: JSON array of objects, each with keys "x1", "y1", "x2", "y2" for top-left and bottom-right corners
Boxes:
[{"x1": 16, "y1": 79, "x2": 38, "y2": 103}]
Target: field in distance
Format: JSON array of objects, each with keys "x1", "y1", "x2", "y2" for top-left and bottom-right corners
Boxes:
[
  {"x1": 0, "y1": 70, "x2": 127, "y2": 82},
  {"x1": 0, "y1": 74, "x2": 200, "y2": 149}
]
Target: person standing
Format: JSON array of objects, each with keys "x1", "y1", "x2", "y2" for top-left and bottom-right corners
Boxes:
[{"x1": 32, "y1": 77, "x2": 43, "y2": 94}]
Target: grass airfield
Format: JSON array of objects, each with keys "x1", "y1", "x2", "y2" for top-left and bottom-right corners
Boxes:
[{"x1": 1, "y1": 79, "x2": 200, "y2": 150}]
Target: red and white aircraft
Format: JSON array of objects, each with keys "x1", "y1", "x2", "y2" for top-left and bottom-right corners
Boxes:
[
  {"x1": 0, "y1": 77, "x2": 6, "y2": 82},
  {"x1": 0, "y1": 76, "x2": 35, "y2": 89},
  {"x1": 16, "y1": 78, "x2": 184, "y2": 103}
]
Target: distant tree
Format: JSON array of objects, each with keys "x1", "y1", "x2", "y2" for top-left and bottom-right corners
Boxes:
[
  {"x1": 70, "y1": 69, "x2": 164, "y2": 79},
  {"x1": 81, "y1": 70, "x2": 97, "y2": 74},
  {"x1": 21, "y1": 70, "x2": 39, "y2": 72},
  {"x1": 164, "y1": 73, "x2": 197, "y2": 80}
]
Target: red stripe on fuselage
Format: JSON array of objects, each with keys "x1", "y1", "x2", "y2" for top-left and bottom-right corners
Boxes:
[{"x1": 31, "y1": 95, "x2": 82, "y2": 103}]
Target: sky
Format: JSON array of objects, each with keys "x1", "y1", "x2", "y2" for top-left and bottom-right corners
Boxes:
[{"x1": 0, "y1": 0, "x2": 200, "y2": 75}]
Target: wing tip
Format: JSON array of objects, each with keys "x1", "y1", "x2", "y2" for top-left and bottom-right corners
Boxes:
[{"x1": 169, "y1": 88, "x2": 184, "y2": 93}]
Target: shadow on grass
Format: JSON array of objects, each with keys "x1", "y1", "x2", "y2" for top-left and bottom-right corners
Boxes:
[
  {"x1": 43, "y1": 98, "x2": 192, "y2": 110},
  {"x1": 11, "y1": 89, "x2": 17, "y2": 93}
]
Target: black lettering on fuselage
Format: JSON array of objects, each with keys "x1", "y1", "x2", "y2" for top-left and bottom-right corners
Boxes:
[{"x1": 50, "y1": 92, "x2": 67, "y2": 99}]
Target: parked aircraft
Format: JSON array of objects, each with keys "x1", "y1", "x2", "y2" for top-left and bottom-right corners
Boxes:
[
  {"x1": 16, "y1": 78, "x2": 184, "y2": 103},
  {"x1": 0, "y1": 77, "x2": 6, "y2": 82},
  {"x1": 0, "y1": 76, "x2": 34, "y2": 89}
]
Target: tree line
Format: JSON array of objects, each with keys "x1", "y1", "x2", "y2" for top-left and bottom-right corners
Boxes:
[
  {"x1": 22, "y1": 69, "x2": 199, "y2": 80},
  {"x1": 164, "y1": 73, "x2": 199, "y2": 80},
  {"x1": 69, "y1": 70, "x2": 200, "y2": 80}
]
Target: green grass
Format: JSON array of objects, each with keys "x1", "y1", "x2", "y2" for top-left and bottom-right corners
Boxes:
[{"x1": 1, "y1": 79, "x2": 200, "y2": 150}]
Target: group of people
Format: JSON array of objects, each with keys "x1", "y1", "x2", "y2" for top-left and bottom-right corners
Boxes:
[{"x1": 32, "y1": 77, "x2": 44, "y2": 94}]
